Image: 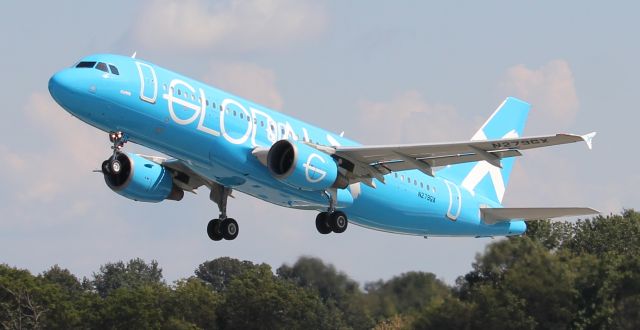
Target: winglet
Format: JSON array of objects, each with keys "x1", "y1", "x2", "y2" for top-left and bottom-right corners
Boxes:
[{"x1": 581, "y1": 132, "x2": 597, "y2": 150}]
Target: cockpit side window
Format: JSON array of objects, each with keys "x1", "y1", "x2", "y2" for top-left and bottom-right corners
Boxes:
[
  {"x1": 95, "y1": 62, "x2": 109, "y2": 73},
  {"x1": 108, "y1": 64, "x2": 120, "y2": 75},
  {"x1": 76, "y1": 61, "x2": 96, "y2": 68}
]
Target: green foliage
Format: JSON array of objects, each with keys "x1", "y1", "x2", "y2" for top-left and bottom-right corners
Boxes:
[
  {"x1": 166, "y1": 277, "x2": 220, "y2": 329},
  {"x1": 277, "y1": 256, "x2": 374, "y2": 329},
  {"x1": 1, "y1": 211, "x2": 639, "y2": 329},
  {"x1": 365, "y1": 271, "x2": 449, "y2": 320},
  {"x1": 92, "y1": 258, "x2": 163, "y2": 298},
  {"x1": 218, "y1": 264, "x2": 344, "y2": 329},
  {"x1": 195, "y1": 257, "x2": 262, "y2": 292}
]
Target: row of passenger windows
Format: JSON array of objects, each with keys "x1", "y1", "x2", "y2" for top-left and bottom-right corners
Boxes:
[
  {"x1": 161, "y1": 83, "x2": 324, "y2": 145},
  {"x1": 75, "y1": 61, "x2": 120, "y2": 75},
  {"x1": 394, "y1": 172, "x2": 436, "y2": 192}
]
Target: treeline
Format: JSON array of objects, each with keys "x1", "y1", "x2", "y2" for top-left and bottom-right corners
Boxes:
[{"x1": 1, "y1": 210, "x2": 640, "y2": 329}]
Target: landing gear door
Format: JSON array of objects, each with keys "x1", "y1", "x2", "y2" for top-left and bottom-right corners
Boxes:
[
  {"x1": 135, "y1": 62, "x2": 157, "y2": 104},
  {"x1": 445, "y1": 180, "x2": 462, "y2": 221}
]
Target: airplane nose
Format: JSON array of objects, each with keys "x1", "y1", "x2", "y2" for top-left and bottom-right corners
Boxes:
[{"x1": 48, "y1": 70, "x2": 72, "y2": 103}]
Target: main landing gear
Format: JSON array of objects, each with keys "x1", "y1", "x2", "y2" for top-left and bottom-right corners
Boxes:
[
  {"x1": 101, "y1": 131, "x2": 128, "y2": 174},
  {"x1": 315, "y1": 189, "x2": 349, "y2": 235},
  {"x1": 207, "y1": 184, "x2": 238, "y2": 241}
]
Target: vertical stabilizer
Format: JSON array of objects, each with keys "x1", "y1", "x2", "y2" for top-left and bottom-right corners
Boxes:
[{"x1": 438, "y1": 97, "x2": 530, "y2": 204}]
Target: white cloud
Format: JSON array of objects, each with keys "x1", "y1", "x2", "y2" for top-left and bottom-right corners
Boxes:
[
  {"x1": 130, "y1": 0, "x2": 326, "y2": 53},
  {"x1": 500, "y1": 60, "x2": 579, "y2": 132},
  {"x1": 0, "y1": 93, "x2": 107, "y2": 227},
  {"x1": 202, "y1": 61, "x2": 283, "y2": 109},
  {"x1": 356, "y1": 90, "x2": 471, "y2": 144}
]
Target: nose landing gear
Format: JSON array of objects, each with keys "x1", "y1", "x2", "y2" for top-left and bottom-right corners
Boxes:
[{"x1": 101, "y1": 131, "x2": 128, "y2": 174}]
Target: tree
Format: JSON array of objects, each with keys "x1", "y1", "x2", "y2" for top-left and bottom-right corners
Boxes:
[
  {"x1": 365, "y1": 271, "x2": 449, "y2": 320},
  {"x1": 218, "y1": 264, "x2": 344, "y2": 329},
  {"x1": 96, "y1": 284, "x2": 169, "y2": 329},
  {"x1": 195, "y1": 257, "x2": 262, "y2": 292},
  {"x1": 277, "y1": 256, "x2": 374, "y2": 329},
  {"x1": 165, "y1": 277, "x2": 220, "y2": 329},
  {"x1": 0, "y1": 265, "x2": 48, "y2": 329},
  {"x1": 92, "y1": 258, "x2": 163, "y2": 297}
]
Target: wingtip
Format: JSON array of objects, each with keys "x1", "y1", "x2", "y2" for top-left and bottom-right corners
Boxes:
[{"x1": 582, "y1": 132, "x2": 597, "y2": 150}]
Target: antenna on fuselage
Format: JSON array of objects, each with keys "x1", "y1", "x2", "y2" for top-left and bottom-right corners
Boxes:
[
  {"x1": 131, "y1": 51, "x2": 137, "y2": 59},
  {"x1": 339, "y1": 131, "x2": 345, "y2": 137}
]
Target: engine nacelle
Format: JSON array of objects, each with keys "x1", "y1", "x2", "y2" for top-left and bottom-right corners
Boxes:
[
  {"x1": 103, "y1": 153, "x2": 184, "y2": 203},
  {"x1": 267, "y1": 140, "x2": 347, "y2": 191}
]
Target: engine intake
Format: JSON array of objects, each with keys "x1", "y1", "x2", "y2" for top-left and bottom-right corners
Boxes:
[
  {"x1": 267, "y1": 140, "x2": 347, "y2": 191},
  {"x1": 103, "y1": 153, "x2": 183, "y2": 203}
]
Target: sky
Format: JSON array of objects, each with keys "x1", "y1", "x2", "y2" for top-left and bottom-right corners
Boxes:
[{"x1": 0, "y1": 1, "x2": 638, "y2": 286}]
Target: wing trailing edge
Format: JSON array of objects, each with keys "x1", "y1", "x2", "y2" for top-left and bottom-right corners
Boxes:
[{"x1": 480, "y1": 207, "x2": 599, "y2": 225}]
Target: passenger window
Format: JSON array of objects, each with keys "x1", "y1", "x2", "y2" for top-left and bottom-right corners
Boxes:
[
  {"x1": 261, "y1": 121, "x2": 264, "y2": 127},
  {"x1": 177, "y1": 89, "x2": 181, "y2": 96},
  {"x1": 206, "y1": 100, "x2": 209, "y2": 106},
  {"x1": 240, "y1": 113, "x2": 244, "y2": 119},
  {"x1": 233, "y1": 110, "x2": 237, "y2": 116},
  {"x1": 76, "y1": 61, "x2": 96, "y2": 68},
  {"x1": 108, "y1": 64, "x2": 120, "y2": 75},
  {"x1": 420, "y1": 182, "x2": 423, "y2": 188},
  {"x1": 95, "y1": 62, "x2": 108, "y2": 73}
]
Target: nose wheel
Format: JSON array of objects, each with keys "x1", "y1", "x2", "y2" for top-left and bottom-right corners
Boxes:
[{"x1": 101, "y1": 131, "x2": 128, "y2": 174}]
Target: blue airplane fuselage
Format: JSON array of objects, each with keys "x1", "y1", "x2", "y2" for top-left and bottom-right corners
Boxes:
[{"x1": 49, "y1": 54, "x2": 525, "y2": 237}]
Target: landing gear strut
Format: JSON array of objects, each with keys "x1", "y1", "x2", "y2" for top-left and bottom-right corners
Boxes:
[
  {"x1": 207, "y1": 184, "x2": 238, "y2": 241},
  {"x1": 315, "y1": 189, "x2": 349, "y2": 235},
  {"x1": 102, "y1": 131, "x2": 128, "y2": 174}
]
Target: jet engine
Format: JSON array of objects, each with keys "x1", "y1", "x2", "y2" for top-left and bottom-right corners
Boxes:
[
  {"x1": 102, "y1": 152, "x2": 184, "y2": 202},
  {"x1": 267, "y1": 140, "x2": 348, "y2": 191}
]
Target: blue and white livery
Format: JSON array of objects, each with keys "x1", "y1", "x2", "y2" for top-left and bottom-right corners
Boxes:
[{"x1": 48, "y1": 54, "x2": 598, "y2": 241}]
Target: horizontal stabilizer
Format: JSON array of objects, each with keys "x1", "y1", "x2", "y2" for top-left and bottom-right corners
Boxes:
[{"x1": 481, "y1": 207, "x2": 599, "y2": 225}]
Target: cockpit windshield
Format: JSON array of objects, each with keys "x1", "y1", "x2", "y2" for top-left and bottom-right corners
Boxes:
[
  {"x1": 75, "y1": 61, "x2": 120, "y2": 75},
  {"x1": 76, "y1": 61, "x2": 96, "y2": 68}
]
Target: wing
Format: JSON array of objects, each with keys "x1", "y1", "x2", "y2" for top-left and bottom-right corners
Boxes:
[
  {"x1": 480, "y1": 207, "x2": 599, "y2": 225},
  {"x1": 315, "y1": 132, "x2": 595, "y2": 185}
]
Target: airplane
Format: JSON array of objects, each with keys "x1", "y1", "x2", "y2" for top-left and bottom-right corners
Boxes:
[{"x1": 48, "y1": 54, "x2": 598, "y2": 241}]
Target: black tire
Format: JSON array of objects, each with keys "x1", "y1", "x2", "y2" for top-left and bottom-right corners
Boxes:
[
  {"x1": 315, "y1": 212, "x2": 332, "y2": 234},
  {"x1": 110, "y1": 159, "x2": 122, "y2": 174},
  {"x1": 207, "y1": 219, "x2": 223, "y2": 241},
  {"x1": 329, "y1": 211, "x2": 348, "y2": 233},
  {"x1": 221, "y1": 218, "x2": 239, "y2": 240}
]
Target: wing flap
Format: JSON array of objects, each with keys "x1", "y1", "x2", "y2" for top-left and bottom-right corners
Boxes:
[
  {"x1": 335, "y1": 133, "x2": 594, "y2": 166},
  {"x1": 481, "y1": 207, "x2": 599, "y2": 225}
]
